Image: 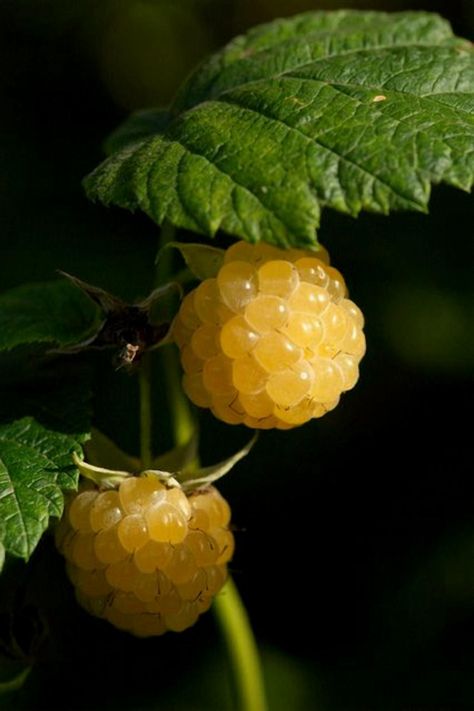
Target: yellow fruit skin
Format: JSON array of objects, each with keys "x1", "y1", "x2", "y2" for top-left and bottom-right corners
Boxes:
[
  {"x1": 173, "y1": 241, "x2": 365, "y2": 429},
  {"x1": 56, "y1": 480, "x2": 233, "y2": 637}
]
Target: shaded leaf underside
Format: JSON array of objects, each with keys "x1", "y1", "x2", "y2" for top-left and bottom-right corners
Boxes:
[
  {"x1": 0, "y1": 280, "x2": 103, "y2": 352},
  {"x1": 85, "y1": 10, "x2": 474, "y2": 247}
]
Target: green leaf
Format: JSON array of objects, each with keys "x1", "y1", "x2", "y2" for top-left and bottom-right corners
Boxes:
[
  {"x1": 0, "y1": 379, "x2": 92, "y2": 561},
  {"x1": 159, "y1": 242, "x2": 225, "y2": 280},
  {"x1": 85, "y1": 10, "x2": 474, "y2": 248},
  {"x1": 138, "y1": 282, "x2": 182, "y2": 333},
  {"x1": 0, "y1": 280, "x2": 103, "y2": 353},
  {"x1": 0, "y1": 522, "x2": 5, "y2": 573}
]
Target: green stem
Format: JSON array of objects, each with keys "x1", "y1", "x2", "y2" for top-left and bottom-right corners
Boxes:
[
  {"x1": 139, "y1": 353, "x2": 153, "y2": 469},
  {"x1": 162, "y1": 345, "x2": 195, "y2": 448},
  {"x1": 155, "y1": 219, "x2": 177, "y2": 286},
  {"x1": 214, "y1": 578, "x2": 267, "y2": 711}
]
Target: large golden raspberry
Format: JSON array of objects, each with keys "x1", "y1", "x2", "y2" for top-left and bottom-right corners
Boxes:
[
  {"x1": 55, "y1": 477, "x2": 233, "y2": 637},
  {"x1": 173, "y1": 241, "x2": 365, "y2": 429}
]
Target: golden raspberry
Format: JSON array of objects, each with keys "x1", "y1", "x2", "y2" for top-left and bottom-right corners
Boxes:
[
  {"x1": 173, "y1": 241, "x2": 365, "y2": 429},
  {"x1": 55, "y1": 477, "x2": 233, "y2": 637}
]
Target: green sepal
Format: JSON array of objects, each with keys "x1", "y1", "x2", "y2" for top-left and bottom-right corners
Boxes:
[
  {"x1": 157, "y1": 242, "x2": 225, "y2": 281},
  {"x1": 72, "y1": 451, "x2": 132, "y2": 490},
  {"x1": 179, "y1": 434, "x2": 257, "y2": 490},
  {"x1": 71, "y1": 433, "x2": 256, "y2": 492}
]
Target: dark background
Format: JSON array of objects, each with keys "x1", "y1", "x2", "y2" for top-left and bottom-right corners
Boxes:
[{"x1": 0, "y1": 1, "x2": 473, "y2": 709}]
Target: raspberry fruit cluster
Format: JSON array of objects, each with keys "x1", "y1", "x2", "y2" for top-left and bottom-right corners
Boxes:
[
  {"x1": 56, "y1": 476, "x2": 233, "y2": 637},
  {"x1": 173, "y1": 241, "x2": 365, "y2": 428}
]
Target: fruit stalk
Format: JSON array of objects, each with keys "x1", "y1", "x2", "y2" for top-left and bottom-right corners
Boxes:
[
  {"x1": 214, "y1": 577, "x2": 267, "y2": 711},
  {"x1": 162, "y1": 345, "x2": 195, "y2": 449}
]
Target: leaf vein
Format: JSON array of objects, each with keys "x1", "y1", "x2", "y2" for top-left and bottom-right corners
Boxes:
[
  {"x1": 217, "y1": 95, "x2": 425, "y2": 208},
  {"x1": 164, "y1": 136, "x2": 290, "y2": 234},
  {"x1": 281, "y1": 74, "x2": 474, "y2": 122},
  {"x1": 0, "y1": 454, "x2": 30, "y2": 555}
]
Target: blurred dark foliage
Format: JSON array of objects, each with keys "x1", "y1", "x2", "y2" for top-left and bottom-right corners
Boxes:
[{"x1": 0, "y1": 1, "x2": 473, "y2": 709}]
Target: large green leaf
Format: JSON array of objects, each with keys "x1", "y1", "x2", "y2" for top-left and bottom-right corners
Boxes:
[
  {"x1": 0, "y1": 418, "x2": 85, "y2": 561},
  {"x1": 84, "y1": 10, "x2": 474, "y2": 248},
  {"x1": 0, "y1": 280, "x2": 103, "y2": 352}
]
